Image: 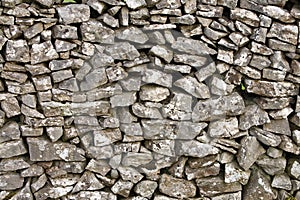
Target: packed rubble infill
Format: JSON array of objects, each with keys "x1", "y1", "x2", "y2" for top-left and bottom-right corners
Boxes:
[{"x1": 1, "y1": 0, "x2": 300, "y2": 199}]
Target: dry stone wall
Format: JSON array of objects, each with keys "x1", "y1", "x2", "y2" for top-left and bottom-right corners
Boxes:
[{"x1": 0, "y1": 0, "x2": 300, "y2": 199}]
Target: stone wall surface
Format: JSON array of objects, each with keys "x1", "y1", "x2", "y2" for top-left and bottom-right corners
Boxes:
[{"x1": 0, "y1": 0, "x2": 300, "y2": 199}]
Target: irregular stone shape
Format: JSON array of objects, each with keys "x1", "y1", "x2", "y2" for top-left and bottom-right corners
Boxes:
[
  {"x1": 270, "y1": 51, "x2": 290, "y2": 72},
  {"x1": 271, "y1": 173, "x2": 292, "y2": 190},
  {"x1": 0, "y1": 139, "x2": 27, "y2": 158},
  {"x1": 106, "y1": 66, "x2": 128, "y2": 82},
  {"x1": 73, "y1": 171, "x2": 105, "y2": 193},
  {"x1": 192, "y1": 92, "x2": 245, "y2": 122},
  {"x1": 267, "y1": 22, "x2": 298, "y2": 45},
  {"x1": 126, "y1": 0, "x2": 147, "y2": 9},
  {"x1": 243, "y1": 167, "x2": 275, "y2": 200},
  {"x1": 0, "y1": 16, "x2": 14, "y2": 25},
  {"x1": 116, "y1": 27, "x2": 148, "y2": 44},
  {"x1": 250, "y1": 41, "x2": 273, "y2": 55},
  {"x1": 24, "y1": 23, "x2": 44, "y2": 40},
  {"x1": 32, "y1": 75, "x2": 52, "y2": 91},
  {"x1": 250, "y1": 127, "x2": 281, "y2": 147},
  {"x1": 21, "y1": 104, "x2": 45, "y2": 119},
  {"x1": 54, "y1": 39, "x2": 77, "y2": 52},
  {"x1": 263, "y1": 5, "x2": 295, "y2": 23},
  {"x1": 0, "y1": 157, "x2": 30, "y2": 172},
  {"x1": 21, "y1": 164, "x2": 44, "y2": 177},
  {"x1": 279, "y1": 135, "x2": 300, "y2": 155},
  {"x1": 10, "y1": 180, "x2": 33, "y2": 200},
  {"x1": 27, "y1": 137, "x2": 85, "y2": 161},
  {"x1": 110, "y1": 92, "x2": 136, "y2": 108},
  {"x1": 185, "y1": 162, "x2": 220, "y2": 180},
  {"x1": 263, "y1": 119, "x2": 291, "y2": 136},
  {"x1": 31, "y1": 41, "x2": 59, "y2": 64},
  {"x1": 134, "y1": 180, "x2": 157, "y2": 199},
  {"x1": 174, "y1": 76, "x2": 210, "y2": 99},
  {"x1": 177, "y1": 140, "x2": 219, "y2": 158},
  {"x1": 52, "y1": 69, "x2": 73, "y2": 83},
  {"x1": 46, "y1": 127, "x2": 63, "y2": 142},
  {"x1": 162, "y1": 92, "x2": 192, "y2": 121},
  {"x1": 81, "y1": 20, "x2": 114, "y2": 43},
  {"x1": 1, "y1": 71, "x2": 27, "y2": 83},
  {"x1": 140, "y1": 85, "x2": 169, "y2": 102},
  {"x1": 67, "y1": 191, "x2": 117, "y2": 200},
  {"x1": 93, "y1": 129, "x2": 122, "y2": 147},
  {"x1": 225, "y1": 161, "x2": 251, "y2": 185},
  {"x1": 171, "y1": 37, "x2": 217, "y2": 55},
  {"x1": 256, "y1": 155, "x2": 287, "y2": 176},
  {"x1": 118, "y1": 166, "x2": 144, "y2": 183},
  {"x1": 52, "y1": 25, "x2": 78, "y2": 39},
  {"x1": 239, "y1": 104, "x2": 270, "y2": 130},
  {"x1": 196, "y1": 176, "x2": 242, "y2": 197},
  {"x1": 1, "y1": 97, "x2": 20, "y2": 118},
  {"x1": 233, "y1": 47, "x2": 252, "y2": 66},
  {"x1": 254, "y1": 97, "x2": 291, "y2": 110},
  {"x1": 208, "y1": 117, "x2": 239, "y2": 138},
  {"x1": 122, "y1": 152, "x2": 153, "y2": 167},
  {"x1": 142, "y1": 69, "x2": 172, "y2": 88},
  {"x1": 142, "y1": 120, "x2": 207, "y2": 139},
  {"x1": 5, "y1": 40, "x2": 30, "y2": 63},
  {"x1": 34, "y1": 184, "x2": 73, "y2": 199},
  {"x1": 217, "y1": 49, "x2": 234, "y2": 64},
  {"x1": 0, "y1": 173, "x2": 24, "y2": 190},
  {"x1": 210, "y1": 76, "x2": 235, "y2": 96},
  {"x1": 169, "y1": 14, "x2": 196, "y2": 25},
  {"x1": 145, "y1": 140, "x2": 175, "y2": 157},
  {"x1": 0, "y1": 121, "x2": 20, "y2": 143},
  {"x1": 149, "y1": 45, "x2": 173, "y2": 63},
  {"x1": 79, "y1": 68, "x2": 108, "y2": 91},
  {"x1": 59, "y1": 78, "x2": 79, "y2": 92},
  {"x1": 105, "y1": 42, "x2": 140, "y2": 60},
  {"x1": 262, "y1": 68, "x2": 286, "y2": 81},
  {"x1": 287, "y1": 159, "x2": 300, "y2": 179},
  {"x1": 231, "y1": 8, "x2": 259, "y2": 27},
  {"x1": 56, "y1": 4, "x2": 90, "y2": 24},
  {"x1": 174, "y1": 54, "x2": 207, "y2": 67},
  {"x1": 237, "y1": 136, "x2": 265, "y2": 170},
  {"x1": 111, "y1": 180, "x2": 134, "y2": 197},
  {"x1": 245, "y1": 79, "x2": 299, "y2": 97},
  {"x1": 159, "y1": 174, "x2": 196, "y2": 198},
  {"x1": 132, "y1": 103, "x2": 162, "y2": 119}
]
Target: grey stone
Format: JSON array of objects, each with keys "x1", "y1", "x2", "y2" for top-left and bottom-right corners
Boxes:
[
  {"x1": 233, "y1": 47, "x2": 252, "y2": 67},
  {"x1": 0, "y1": 121, "x2": 20, "y2": 143},
  {"x1": 93, "y1": 128, "x2": 122, "y2": 147},
  {"x1": 237, "y1": 136, "x2": 265, "y2": 170},
  {"x1": 134, "y1": 180, "x2": 157, "y2": 199},
  {"x1": 208, "y1": 117, "x2": 239, "y2": 138},
  {"x1": 239, "y1": 104, "x2": 270, "y2": 130},
  {"x1": 100, "y1": 13, "x2": 119, "y2": 28},
  {"x1": 262, "y1": 68, "x2": 286, "y2": 81},
  {"x1": 245, "y1": 79, "x2": 298, "y2": 97},
  {"x1": 196, "y1": 176, "x2": 242, "y2": 197},
  {"x1": 225, "y1": 161, "x2": 251, "y2": 185},
  {"x1": 142, "y1": 120, "x2": 207, "y2": 139},
  {"x1": 31, "y1": 41, "x2": 59, "y2": 64},
  {"x1": 105, "y1": 42, "x2": 140, "y2": 60},
  {"x1": 169, "y1": 14, "x2": 196, "y2": 25},
  {"x1": 217, "y1": 49, "x2": 234, "y2": 64},
  {"x1": 126, "y1": 0, "x2": 147, "y2": 9},
  {"x1": 0, "y1": 173, "x2": 24, "y2": 190},
  {"x1": 263, "y1": 119, "x2": 291, "y2": 136},
  {"x1": 80, "y1": 68, "x2": 108, "y2": 91},
  {"x1": 171, "y1": 37, "x2": 217, "y2": 55},
  {"x1": 110, "y1": 92, "x2": 136, "y2": 108},
  {"x1": 1, "y1": 97, "x2": 20, "y2": 118},
  {"x1": 267, "y1": 22, "x2": 298, "y2": 45},
  {"x1": 211, "y1": 192, "x2": 242, "y2": 200},
  {"x1": 67, "y1": 191, "x2": 117, "y2": 200},
  {"x1": 52, "y1": 25, "x2": 78, "y2": 39},
  {"x1": 73, "y1": 171, "x2": 105, "y2": 193},
  {"x1": 0, "y1": 157, "x2": 30, "y2": 172},
  {"x1": 81, "y1": 20, "x2": 114, "y2": 43},
  {"x1": 174, "y1": 76, "x2": 210, "y2": 99},
  {"x1": 0, "y1": 16, "x2": 14, "y2": 25},
  {"x1": 149, "y1": 45, "x2": 173, "y2": 63},
  {"x1": 196, "y1": 5, "x2": 223, "y2": 18},
  {"x1": 57, "y1": 4, "x2": 90, "y2": 24},
  {"x1": 251, "y1": 27, "x2": 267, "y2": 43},
  {"x1": 271, "y1": 173, "x2": 292, "y2": 190},
  {"x1": 256, "y1": 155, "x2": 287, "y2": 176},
  {"x1": 177, "y1": 140, "x2": 219, "y2": 158},
  {"x1": 185, "y1": 162, "x2": 220, "y2": 180},
  {"x1": 34, "y1": 184, "x2": 73, "y2": 199},
  {"x1": 173, "y1": 53, "x2": 207, "y2": 67},
  {"x1": 159, "y1": 174, "x2": 196, "y2": 198},
  {"x1": 210, "y1": 76, "x2": 235, "y2": 96},
  {"x1": 270, "y1": 51, "x2": 290, "y2": 72},
  {"x1": 250, "y1": 127, "x2": 281, "y2": 147},
  {"x1": 139, "y1": 85, "x2": 169, "y2": 102},
  {"x1": 1, "y1": 71, "x2": 28, "y2": 83},
  {"x1": 27, "y1": 137, "x2": 85, "y2": 161},
  {"x1": 106, "y1": 66, "x2": 128, "y2": 82},
  {"x1": 146, "y1": 140, "x2": 175, "y2": 157},
  {"x1": 142, "y1": 69, "x2": 172, "y2": 88},
  {"x1": 231, "y1": 8, "x2": 259, "y2": 27},
  {"x1": 5, "y1": 40, "x2": 30, "y2": 63},
  {"x1": 52, "y1": 69, "x2": 73, "y2": 83},
  {"x1": 122, "y1": 152, "x2": 153, "y2": 167},
  {"x1": 21, "y1": 104, "x2": 45, "y2": 118},
  {"x1": 10, "y1": 180, "x2": 33, "y2": 200},
  {"x1": 25, "y1": 63, "x2": 51, "y2": 76},
  {"x1": 263, "y1": 5, "x2": 295, "y2": 23},
  {"x1": 287, "y1": 159, "x2": 300, "y2": 179},
  {"x1": 243, "y1": 167, "x2": 275, "y2": 200},
  {"x1": 0, "y1": 139, "x2": 27, "y2": 158},
  {"x1": 21, "y1": 164, "x2": 44, "y2": 177},
  {"x1": 54, "y1": 39, "x2": 77, "y2": 52},
  {"x1": 269, "y1": 38, "x2": 296, "y2": 52},
  {"x1": 118, "y1": 166, "x2": 143, "y2": 183},
  {"x1": 254, "y1": 97, "x2": 291, "y2": 110},
  {"x1": 132, "y1": 103, "x2": 162, "y2": 119},
  {"x1": 116, "y1": 26, "x2": 148, "y2": 44},
  {"x1": 192, "y1": 92, "x2": 245, "y2": 121},
  {"x1": 250, "y1": 41, "x2": 273, "y2": 55},
  {"x1": 111, "y1": 180, "x2": 134, "y2": 197},
  {"x1": 279, "y1": 135, "x2": 300, "y2": 155},
  {"x1": 46, "y1": 126, "x2": 63, "y2": 142},
  {"x1": 32, "y1": 75, "x2": 52, "y2": 91}
]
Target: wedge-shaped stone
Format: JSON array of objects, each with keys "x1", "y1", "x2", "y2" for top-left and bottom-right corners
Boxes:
[
  {"x1": 256, "y1": 155, "x2": 286, "y2": 176},
  {"x1": 93, "y1": 129, "x2": 122, "y2": 147},
  {"x1": 171, "y1": 37, "x2": 217, "y2": 55},
  {"x1": 105, "y1": 42, "x2": 140, "y2": 60},
  {"x1": 250, "y1": 127, "x2": 281, "y2": 147},
  {"x1": 192, "y1": 92, "x2": 245, "y2": 122},
  {"x1": 0, "y1": 173, "x2": 24, "y2": 190},
  {"x1": 27, "y1": 137, "x2": 85, "y2": 161},
  {"x1": 0, "y1": 157, "x2": 30, "y2": 172},
  {"x1": 142, "y1": 69, "x2": 172, "y2": 88},
  {"x1": 239, "y1": 104, "x2": 270, "y2": 130},
  {"x1": 116, "y1": 27, "x2": 148, "y2": 44},
  {"x1": 31, "y1": 41, "x2": 59, "y2": 65},
  {"x1": 72, "y1": 171, "x2": 105, "y2": 193},
  {"x1": 174, "y1": 76, "x2": 210, "y2": 99},
  {"x1": 177, "y1": 140, "x2": 219, "y2": 158}
]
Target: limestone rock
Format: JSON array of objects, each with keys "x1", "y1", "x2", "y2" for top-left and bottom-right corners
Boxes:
[{"x1": 57, "y1": 4, "x2": 90, "y2": 24}]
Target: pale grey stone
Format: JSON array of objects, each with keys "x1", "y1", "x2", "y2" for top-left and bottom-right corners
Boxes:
[
  {"x1": 132, "y1": 103, "x2": 162, "y2": 119},
  {"x1": 217, "y1": 49, "x2": 234, "y2": 64},
  {"x1": 0, "y1": 139, "x2": 27, "y2": 158},
  {"x1": 106, "y1": 66, "x2": 128, "y2": 82},
  {"x1": 267, "y1": 22, "x2": 298, "y2": 45},
  {"x1": 54, "y1": 39, "x2": 77, "y2": 52},
  {"x1": 171, "y1": 37, "x2": 217, "y2": 55},
  {"x1": 110, "y1": 92, "x2": 136, "y2": 108},
  {"x1": 177, "y1": 140, "x2": 219, "y2": 158},
  {"x1": 122, "y1": 152, "x2": 153, "y2": 167},
  {"x1": 81, "y1": 20, "x2": 114, "y2": 43},
  {"x1": 73, "y1": 171, "x2": 105, "y2": 193},
  {"x1": 239, "y1": 104, "x2": 270, "y2": 130},
  {"x1": 271, "y1": 173, "x2": 292, "y2": 190},
  {"x1": 173, "y1": 54, "x2": 207, "y2": 67},
  {"x1": 52, "y1": 25, "x2": 78, "y2": 39},
  {"x1": 80, "y1": 68, "x2": 108, "y2": 91},
  {"x1": 118, "y1": 166, "x2": 143, "y2": 183},
  {"x1": 0, "y1": 121, "x2": 20, "y2": 143},
  {"x1": 250, "y1": 127, "x2": 281, "y2": 147},
  {"x1": 31, "y1": 41, "x2": 59, "y2": 64},
  {"x1": 149, "y1": 45, "x2": 173, "y2": 63},
  {"x1": 0, "y1": 172, "x2": 24, "y2": 190},
  {"x1": 185, "y1": 162, "x2": 220, "y2": 180},
  {"x1": 0, "y1": 157, "x2": 30, "y2": 172},
  {"x1": 134, "y1": 180, "x2": 157, "y2": 199},
  {"x1": 211, "y1": 192, "x2": 242, "y2": 200},
  {"x1": 142, "y1": 69, "x2": 172, "y2": 88},
  {"x1": 21, "y1": 164, "x2": 44, "y2": 177},
  {"x1": 174, "y1": 76, "x2": 210, "y2": 99},
  {"x1": 24, "y1": 23, "x2": 43, "y2": 40},
  {"x1": 57, "y1": 4, "x2": 90, "y2": 24},
  {"x1": 105, "y1": 42, "x2": 140, "y2": 60},
  {"x1": 210, "y1": 76, "x2": 235, "y2": 96},
  {"x1": 67, "y1": 191, "x2": 117, "y2": 200},
  {"x1": 116, "y1": 26, "x2": 148, "y2": 44},
  {"x1": 5, "y1": 40, "x2": 30, "y2": 63},
  {"x1": 208, "y1": 117, "x2": 239, "y2": 138},
  {"x1": 1, "y1": 97, "x2": 20, "y2": 118},
  {"x1": 231, "y1": 8, "x2": 259, "y2": 27},
  {"x1": 250, "y1": 41, "x2": 273, "y2": 55},
  {"x1": 225, "y1": 161, "x2": 251, "y2": 185},
  {"x1": 111, "y1": 180, "x2": 134, "y2": 197},
  {"x1": 237, "y1": 136, "x2": 265, "y2": 170},
  {"x1": 93, "y1": 129, "x2": 122, "y2": 147}
]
